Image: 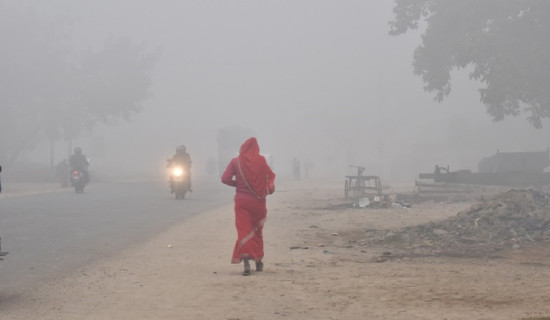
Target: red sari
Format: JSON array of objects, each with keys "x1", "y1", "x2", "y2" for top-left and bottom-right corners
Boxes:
[
  {"x1": 221, "y1": 137, "x2": 275, "y2": 263},
  {"x1": 232, "y1": 198, "x2": 267, "y2": 263}
]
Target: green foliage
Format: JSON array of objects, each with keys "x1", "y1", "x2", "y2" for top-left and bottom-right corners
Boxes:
[{"x1": 390, "y1": 0, "x2": 550, "y2": 128}]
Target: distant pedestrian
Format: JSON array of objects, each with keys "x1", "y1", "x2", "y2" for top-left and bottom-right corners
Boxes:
[
  {"x1": 221, "y1": 137, "x2": 276, "y2": 276},
  {"x1": 292, "y1": 157, "x2": 301, "y2": 181}
]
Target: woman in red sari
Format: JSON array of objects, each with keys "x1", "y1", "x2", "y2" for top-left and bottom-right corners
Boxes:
[{"x1": 221, "y1": 137, "x2": 276, "y2": 276}]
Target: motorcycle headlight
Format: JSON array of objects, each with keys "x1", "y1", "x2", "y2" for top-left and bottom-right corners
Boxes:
[{"x1": 172, "y1": 168, "x2": 184, "y2": 176}]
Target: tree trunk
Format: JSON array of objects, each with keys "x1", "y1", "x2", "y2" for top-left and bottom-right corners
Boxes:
[{"x1": 67, "y1": 139, "x2": 73, "y2": 159}]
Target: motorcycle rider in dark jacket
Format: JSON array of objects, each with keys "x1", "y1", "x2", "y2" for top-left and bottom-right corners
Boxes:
[
  {"x1": 166, "y1": 145, "x2": 192, "y2": 193},
  {"x1": 69, "y1": 147, "x2": 90, "y2": 184}
]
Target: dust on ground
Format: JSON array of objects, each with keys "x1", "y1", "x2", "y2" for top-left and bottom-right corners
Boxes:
[{"x1": 2, "y1": 178, "x2": 550, "y2": 320}]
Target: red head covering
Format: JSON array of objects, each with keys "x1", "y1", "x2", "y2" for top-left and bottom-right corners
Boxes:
[{"x1": 238, "y1": 137, "x2": 275, "y2": 199}]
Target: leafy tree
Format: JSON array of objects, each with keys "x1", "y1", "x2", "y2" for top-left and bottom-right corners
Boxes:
[
  {"x1": 389, "y1": 0, "x2": 550, "y2": 128},
  {"x1": 0, "y1": 6, "x2": 71, "y2": 164},
  {"x1": 0, "y1": 4, "x2": 159, "y2": 165},
  {"x1": 76, "y1": 37, "x2": 159, "y2": 129}
]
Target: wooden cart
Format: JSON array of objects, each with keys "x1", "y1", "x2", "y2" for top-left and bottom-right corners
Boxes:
[{"x1": 344, "y1": 166, "x2": 382, "y2": 199}]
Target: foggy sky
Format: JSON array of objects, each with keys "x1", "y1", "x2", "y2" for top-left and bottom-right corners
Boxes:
[{"x1": 12, "y1": 0, "x2": 550, "y2": 181}]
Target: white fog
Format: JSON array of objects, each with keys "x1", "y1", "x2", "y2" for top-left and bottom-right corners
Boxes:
[
  {"x1": 3, "y1": 0, "x2": 550, "y2": 181},
  {"x1": 4, "y1": 3, "x2": 550, "y2": 318}
]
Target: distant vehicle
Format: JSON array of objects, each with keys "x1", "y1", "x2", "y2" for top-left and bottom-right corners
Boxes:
[
  {"x1": 71, "y1": 169, "x2": 87, "y2": 193},
  {"x1": 0, "y1": 237, "x2": 7, "y2": 260},
  {"x1": 168, "y1": 165, "x2": 191, "y2": 200}
]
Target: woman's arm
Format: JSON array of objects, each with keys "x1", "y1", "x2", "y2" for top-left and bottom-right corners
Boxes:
[
  {"x1": 221, "y1": 159, "x2": 237, "y2": 187},
  {"x1": 267, "y1": 166, "x2": 276, "y2": 194}
]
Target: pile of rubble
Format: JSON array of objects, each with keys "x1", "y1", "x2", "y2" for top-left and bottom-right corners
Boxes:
[
  {"x1": 349, "y1": 194, "x2": 412, "y2": 209},
  {"x1": 366, "y1": 189, "x2": 550, "y2": 257}
]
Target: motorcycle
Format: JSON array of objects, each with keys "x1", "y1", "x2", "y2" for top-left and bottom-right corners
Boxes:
[
  {"x1": 169, "y1": 166, "x2": 191, "y2": 199},
  {"x1": 71, "y1": 169, "x2": 87, "y2": 193},
  {"x1": 0, "y1": 237, "x2": 7, "y2": 260}
]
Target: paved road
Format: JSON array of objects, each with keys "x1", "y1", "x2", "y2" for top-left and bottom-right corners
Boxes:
[{"x1": 0, "y1": 178, "x2": 232, "y2": 294}]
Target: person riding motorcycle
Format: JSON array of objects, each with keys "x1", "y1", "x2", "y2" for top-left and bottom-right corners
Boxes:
[
  {"x1": 69, "y1": 147, "x2": 90, "y2": 184},
  {"x1": 166, "y1": 145, "x2": 192, "y2": 193}
]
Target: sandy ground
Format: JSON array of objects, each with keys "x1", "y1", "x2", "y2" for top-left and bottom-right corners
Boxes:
[{"x1": 2, "y1": 178, "x2": 550, "y2": 320}]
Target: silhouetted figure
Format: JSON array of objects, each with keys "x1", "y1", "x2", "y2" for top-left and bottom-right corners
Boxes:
[
  {"x1": 69, "y1": 147, "x2": 90, "y2": 184},
  {"x1": 292, "y1": 157, "x2": 301, "y2": 181},
  {"x1": 166, "y1": 145, "x2": 192, "y2": 192}
]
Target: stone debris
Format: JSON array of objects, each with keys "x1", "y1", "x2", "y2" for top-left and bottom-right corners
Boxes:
[
  {"x1": 363, "y1": 189, "x2": 550, "y2": 257},
  {"x1": 351, "y1": 194, "x2": 410, "y2": 209}
]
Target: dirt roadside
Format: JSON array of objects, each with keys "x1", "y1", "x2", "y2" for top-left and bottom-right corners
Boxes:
[
  {"x1": 2, "y1": 178, "x2": 550, "y2": 320},
  {"x1": 0, "y1": 182, "x2": 62, "y2": 199}
]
